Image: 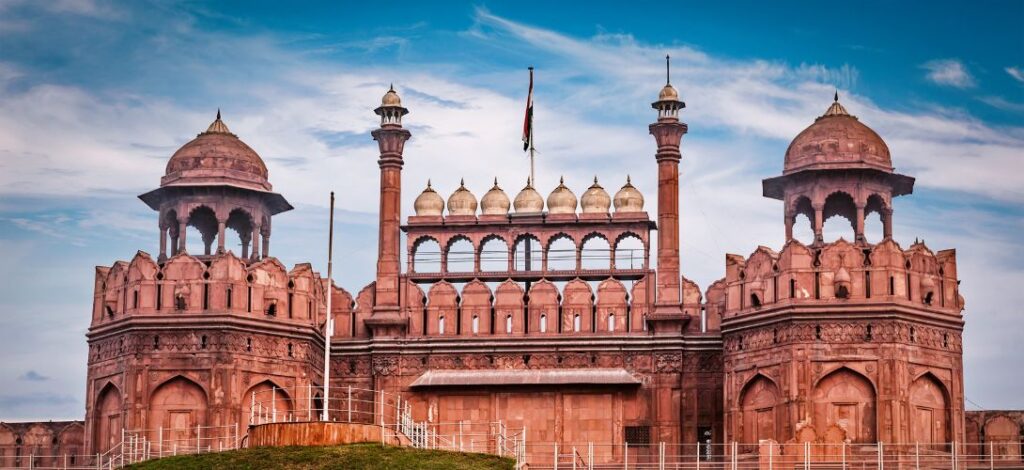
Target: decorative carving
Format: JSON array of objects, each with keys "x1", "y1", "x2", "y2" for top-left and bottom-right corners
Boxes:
[{"x1": 372, "y1": 356, "x2": 398, "y2": 376}]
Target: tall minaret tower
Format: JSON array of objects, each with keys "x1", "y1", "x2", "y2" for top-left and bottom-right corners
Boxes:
[
  {"x1": 367, "y1": 85, "x2": 411, "y2": 337},
  {"x1": 648, "y1": 56, "x2": 689, "y2": 333}
]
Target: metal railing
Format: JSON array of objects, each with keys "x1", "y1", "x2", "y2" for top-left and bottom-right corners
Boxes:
[{"x1": 517, "y1": 440, "x2": 1024, "y2": 470}]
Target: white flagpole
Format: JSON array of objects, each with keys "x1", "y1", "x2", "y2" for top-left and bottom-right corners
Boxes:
[{"x1": 322, "y1": 191, "x2": 335, "y2": 422}]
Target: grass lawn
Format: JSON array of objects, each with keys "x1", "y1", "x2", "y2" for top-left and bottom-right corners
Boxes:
[{"x1": 125, "y1": 443, "x2": 516, "y2": 469}]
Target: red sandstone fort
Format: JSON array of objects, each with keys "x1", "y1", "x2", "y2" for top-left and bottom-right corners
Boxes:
[{"x1": 2, "y1": 74, "x2": 1022, "y2": 469}]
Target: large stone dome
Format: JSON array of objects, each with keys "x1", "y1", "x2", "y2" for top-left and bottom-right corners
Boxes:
[
  {"x1": 783, "y1": 97, "x2": 892, "y2": 175},
  {"x1": 580, "y1": 177, "x2": 611, "y2": 214},
  {"x1": 513, "y1": 178, "x2": 544, "y2": 213},
  {"x1": 414, "y1": 180, "x2": 445, "y2": 216},
  {"x1": 480, "y1": 179, "x2": 511, "y2": 215},
  {"x1": 163, "y1": 112, "x2": 271, "y2": 191},
  {"x1": 447, "y1": 179, "x2": 478, "y2": 216}
]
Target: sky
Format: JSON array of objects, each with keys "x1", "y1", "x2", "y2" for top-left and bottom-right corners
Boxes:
[{"x1": 0, "y1": 0, "x2": 1022, "y2": 421}]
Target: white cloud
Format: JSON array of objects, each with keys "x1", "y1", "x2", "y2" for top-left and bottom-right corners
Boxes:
[
  {"x1": 921, "y1": 58, "x2": 976, "y2": 88},
  {"x1": 1006, "y1": 66, "x2": 1024, "y2": 83},
  {"x1": 0, "y1": 6, "x2": 1022, "y2": 412}
]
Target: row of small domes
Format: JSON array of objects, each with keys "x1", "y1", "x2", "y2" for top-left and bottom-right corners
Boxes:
[{"x1": 414, "y1": 176, "x2": 644, "y2": 216}]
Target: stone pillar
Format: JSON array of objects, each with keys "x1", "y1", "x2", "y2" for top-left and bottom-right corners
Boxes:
[
  {"x1": 575, "y1": 246, "x2": 582, "y2": 271},
  {"x1": 648, "y1": 87, "x2": 688, "y2": 330},
  {"x1": 366, "y1": 91, "x2": 411, "y2": 337},
  {"x1": 159, "y1": 226, "x2": 168, "y2": 262},
  {"x1": 241, "y1": 234, "x2": 250, "y2": 259},
  {"x1": 813, "y1": 204, "x2": 824, "y2": 245},
  {"x1": 855, "y1": 204, "x2": 865, "y2": 243},
  {"x1": 507, "y1": 246, "x2": 514, "y2": 272},
  {"x1": 179, "y1": 221, "x2": 188, "y2": 254},
  {"x1": 261, "y1": 230, "x2": 269, "y2": 259},
  {"x1": 440, "y1": 250, "x2": 448, "y2": 274},
  {"x1": 784, "y1": 211, "x2": 794, "y2": 242},
  {"x1": 217, "y1": 219, "x2": 227, "y2": 254},
  {"x1": 883, "y1": 209, "x2": 893, "y2": 239},
  {"x1": 251, "y1": 226, "x2": 261, "y2": 260}
]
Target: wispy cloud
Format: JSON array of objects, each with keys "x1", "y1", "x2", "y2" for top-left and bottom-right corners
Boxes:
[
  {"x1": 921, "y1": 58, "x2": 976, "y2": 88},
  {"x1": 19, "y1": 370, "x2": 49, "y2": 381},
  {"x1": 1006, "y1": 66, "x2": 1024, "y2": 83}
]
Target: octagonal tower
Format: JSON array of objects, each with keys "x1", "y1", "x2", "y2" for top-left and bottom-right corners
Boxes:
[{"x1": 718, "y1": 95, "x2": 966, "y2": 451}]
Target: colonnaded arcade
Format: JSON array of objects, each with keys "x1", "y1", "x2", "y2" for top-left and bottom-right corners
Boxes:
[{"x1": 4, "y1": 70, "x2": 1022, "y2": 468}]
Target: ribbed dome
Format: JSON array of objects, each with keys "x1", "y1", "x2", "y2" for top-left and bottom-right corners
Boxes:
[
  {"x1": 658, "y1": 83, "x2": 679, "y2": 101},
  {"x1": 580, "y1": 176, "x2": 611, "y2": 214},
  {"x1": 163, "y1": 111, "x2": 270, "y2": 191},
  {"x1": 381, "y1": 84, "x2": 402, "y2": 107},
  {"x1": 784, "y1": 95, "x2": 892, "y2": 174},
  {"x1": 413, "y1": 180, "x2": 444, "y2": 216},
  {"x1": 513, "y1": 178, "x2": 544, "y2": 213},
  {"x1": 480, "y1": 178, "x2": 511, "y2": 215},
  {"x1": 613, "y1": 176, "x2": 644, "y2": 213},
  {"x1": 447, "y1": 179, "x2": 478, "y2": 216},
  {"x1": 547, "y1": 177, "x2": 577, "y2": 215}
]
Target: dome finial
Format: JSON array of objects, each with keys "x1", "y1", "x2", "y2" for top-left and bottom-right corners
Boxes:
[
  {"x1": 460, "y1": 177, "x2": 465, "y2": 187},
  {"x1": 559, "y1": 175, "x2": 565, "y2": 184},
  {"x1": 666, "y1": 54, "x2": 671, "y2": 85},
  {"x1": 427, "y1": 179, "x2": 432, "y2": 189},
  {"x1": 594, "y1": 175, "x2": 598, "y2": 184},
  {"x1": 493, "y1": 177, "x2": 499, "y2": 187},
  {"x1": 216, "y1": 108, "x2": 221, "y2": 120},
  {"x1": 834, "y1": 89, "x2": 839, "y2": 102},
  {"x1": 627, "y1": 174, "x2": 632, "y2": 185}
]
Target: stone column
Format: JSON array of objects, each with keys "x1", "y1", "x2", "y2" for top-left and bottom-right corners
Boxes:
[
  {"x1": 367, "y1": 94, "x2": 411, "y2": 336},
  {"x1": 261, "y1": 230, "x2": 269, "y2": 259},
  {"x1": 241, "y1": 234, "x2": 250, "y2": 259},
  {"x1": 251, "y1": 226, "x2": 260, "y2": 260},
  {"x1": 883, "y1": 209, "x2": 893, "y2": 239},
  {"x1": 159, "y1": 226, "x2": 168, "y2": 262},
  {"x1": 813, "y1": 204, "x2": 824, "y2": 245},
  {"x1": 855, "y1": 204, "x2": 866, "y2": 243},
  {"x1": 217, "y1": 219, "x2": 227, "y2": 254},
  {"x1": 648, "y1": 92, "x2": 688, "y2": 326},
  {"x1": 575, "y1": 246, "x2": 582, "y2": 271},
  {"x1": 178, "y1": 221, "x2": 188, "y2": 253},
  {"x1": 784, "y1": 211, "x2": 794, "y2": 242}
]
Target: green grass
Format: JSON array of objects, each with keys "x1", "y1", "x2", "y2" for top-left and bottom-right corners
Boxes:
[{"x1": 125, "y1": 443, "x2": 516, "y2": 470}]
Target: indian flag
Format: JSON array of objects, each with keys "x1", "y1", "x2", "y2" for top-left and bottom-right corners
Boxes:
[{"x1": 522, "y1": 67, "x2": 533, "y2": 152}]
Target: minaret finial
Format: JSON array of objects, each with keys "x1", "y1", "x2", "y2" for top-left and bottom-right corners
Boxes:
[{"x1": 666, "y1": 54, "x2": 671, "y2": 85}]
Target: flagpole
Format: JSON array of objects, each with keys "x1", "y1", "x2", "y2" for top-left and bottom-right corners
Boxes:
[{"x1": 322, "y1": 191, "x2": 335, "y2": 422}]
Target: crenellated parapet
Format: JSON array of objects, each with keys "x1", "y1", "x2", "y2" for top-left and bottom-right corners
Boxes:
[
  {"x1": 719, "y1": 238, "x2": 964, "y2": 319},
  {"x1": 90, "y1": 251, "x2": 329, "y2": 328}
]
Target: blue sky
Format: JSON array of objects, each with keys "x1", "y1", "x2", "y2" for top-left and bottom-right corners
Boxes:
[{"x1": 0, "y1": 1, "x2": 1021, "y2": 420}]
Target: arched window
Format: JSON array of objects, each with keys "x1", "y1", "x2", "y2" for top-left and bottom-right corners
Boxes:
[
  {"x1": 505, "y1": 314, "x2": 513, "y2": 334},
  {"x1": 547, "y1": 235, "x2": 577, "y2": 271},
  {"x1": 412, "y1": 237, "x2": 442, "y2": 273},
  {"x1": 581, "y1": 235, "x2": 611, "y2": 269},
  {"x1": 642, "y1": 313, "x2": 648, "y2": 331},
  {"x1": 446, "y1": 237, "x2": 474, "y2": 273},
  {"x1": 479, "y1": 237, "x2": 509, "y2": 271},
  {"x1": 472, "y1": 315, "x2": 480, "y2": 334},
  {"x1": 614, "y1": 234, "x2": 645, "y2": 269},
  {"x1": 573, "y1": 313, "x2": 581, "y2": 332},
  {"x1": 438, "y1": 315, "x2": 446, "y2": 335},
  {"x1": 540, "y1": 314, "x2": 547, "y2": 333},
  {"x1": 513, "y1": 235, "x2": 542, "y2": 271},
  {"x1": 822, "y1": 192, "x2": 857, "y2": 241},
  {"x1": 607, "y1": 312, "x2": 616, "y2": 332}
]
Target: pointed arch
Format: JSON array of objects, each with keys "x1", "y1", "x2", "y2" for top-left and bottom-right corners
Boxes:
[
  {"x1": 909, "y1": 372, "x2": 950, "y2": 446},
  {"x1": 812, "y1": 367, "x2": 876, "y2": 442},
  {"x1": 243, "y1": 379, "x2": 293, "y2": 424},
  {"x1": 739, "y1": 374, "x2": 781, "y2": 444},
  {"x1": 149, "y1": 375, "x2": 208, "y2": 446},
  {"x1": 93, "y1": 382, "x2": 122, "y2": 454}
]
